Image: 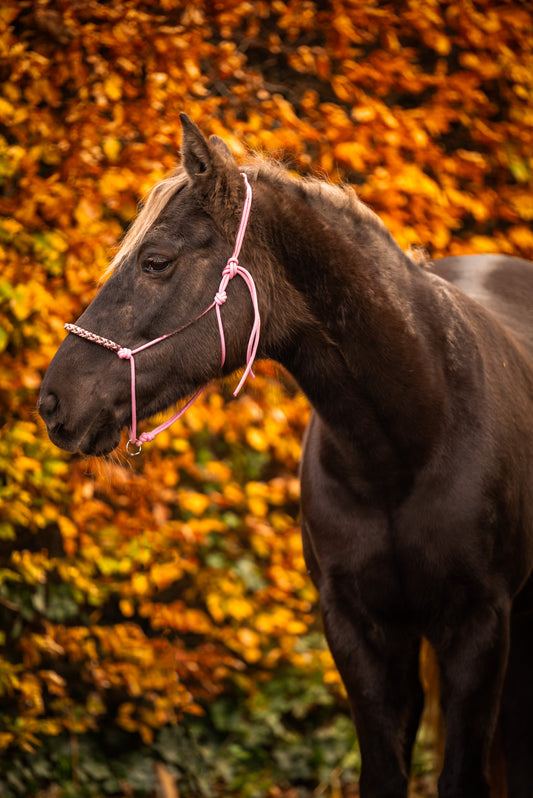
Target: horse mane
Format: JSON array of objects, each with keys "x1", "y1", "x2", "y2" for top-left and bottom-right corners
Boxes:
[
  {"x1": 108, "y1": 170, "x2": 189, "y2": 273},
  {"x1": 243, "y1": 155, "x2": 390, "y2": 238},
  {"x1": 109, "y1": 153, "x2": 396, "y2": 273}
]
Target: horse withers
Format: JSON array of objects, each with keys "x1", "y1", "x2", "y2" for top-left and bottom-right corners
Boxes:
[{"x1": 39, "y1": 115, "x2": 533, "y2": 797}]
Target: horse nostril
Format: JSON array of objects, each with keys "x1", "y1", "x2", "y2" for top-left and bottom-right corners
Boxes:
[{"x1": 38, "y1": 391, "x2": 59, "y2": 424}]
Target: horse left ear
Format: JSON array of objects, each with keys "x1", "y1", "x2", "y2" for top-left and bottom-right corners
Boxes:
[
  {"x1": 179, "y1": 114, "x2": 236, "y2": 185},
  {"x1": 180, "y1": 113, "x2": 213, "y2": 177}
]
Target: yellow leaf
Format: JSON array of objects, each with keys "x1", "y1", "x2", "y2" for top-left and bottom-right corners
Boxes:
[
  {"x1": 102, "y1": 136, "x2": 121, "y2": 161},
  {"x1": 14, "y1": 456, "x2": 40, "y2": 473},
  {"x1": 509, "y1": 225, "x2": 533, "y2": 251},
  {"x1": 19, "y1": 674, "x2": 44, "y2": 714},
  {"x1": 119, "y1": 599, "x2": 135, "y2": 618},
  {"x1": 510, "y1": 193, "x2": 533, "y2": 221},
  {"x1": 0, "y1": 97, "x2": 14, "y2": 119},
  {"x1": 132, "y1": 573, "x2": 150, "y2": 596},
  {"x1": 236, "y1": 628, "x2": 262, "y2": 662},
  {"x1": 0, "y1": 733, "x2": 15, "y2": 749},
  {"x1": 206, "y1": 593, "x2": 225, "y2": 623},
  {"x1": 150, "y1": 561, "x2": 183, "y2": 590},
  {"x1": 104, "y1": 74, "x2": 122, "y2": 101},
  {"x1": 38, "y1": 670, "x2": 66, "y2": 696},
  {"x1": 351, "y1": 105, "x2": 376, "y2": 123},
  {"x1": 225, "y1": 597, "x2": 253, "y2": 621},
  {"x1": 286, "y1": 619, "x2": 308, "y2": 634},
  {"x1": 205, "y1": 460, "x2": 232, "y2": 483},
  {"x1": 245, "y1": 428, "x2": 269, "y2": 452},
  {"x1": 428, "y1": 32, "x2": 451, "y2": 56},
  {"x1": 58, "y1": 515, "x2": 77, "y2": 540},
  {"x1": 2, "y1": 217, "x2": 23, "y2": 234},
  {"x1": 74, "y1": 198, "x2": 101, "y2": 227},
  {"x1": 334, "y1": 141, "x2": 366, "y2": 172},
  {"x1": 99, "y1": 168, "x2": 133, "y2": 197},
  {"x1": 178, "y1": 490, "x2": 210, "y2": 516},
  {"x1": 248, "y1": 497, "x2": 268, "y2": 517},
  {"x1": 223, "y1": 483, "x2": 244, "y2": 504}
]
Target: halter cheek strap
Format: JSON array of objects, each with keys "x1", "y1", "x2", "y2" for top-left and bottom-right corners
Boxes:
[{"x1": 64, "y1": 172, "x2": 259, "y2": 455}]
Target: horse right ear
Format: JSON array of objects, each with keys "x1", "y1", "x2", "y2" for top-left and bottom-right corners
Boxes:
[
  {"x1": 208, "y1": 134, "x2": 234, "y2": 162},
  {"x1": 179, "y1": 114, "x2": 236, "y2": 185}
]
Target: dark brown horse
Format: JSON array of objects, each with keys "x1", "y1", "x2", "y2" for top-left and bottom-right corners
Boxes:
[{"x1": 39, "y1": 115, "x2": 533, "y2": 797}]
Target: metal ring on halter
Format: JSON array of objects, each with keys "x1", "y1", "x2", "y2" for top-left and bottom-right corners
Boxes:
[{"x1": 126, "y1": 439, "x2": 142, "y2": 456}]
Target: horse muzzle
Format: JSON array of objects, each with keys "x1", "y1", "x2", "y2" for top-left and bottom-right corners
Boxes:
[{"x1": 38, "y1": 382, "x2": 123, "y2": 456}]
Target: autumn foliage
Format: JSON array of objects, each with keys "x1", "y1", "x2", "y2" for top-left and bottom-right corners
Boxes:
[{"x1": 1, "y1": 0, "x2": 532, "y2": 795}]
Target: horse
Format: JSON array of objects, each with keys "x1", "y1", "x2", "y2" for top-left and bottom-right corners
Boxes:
[{"x1": 39, "y1": 114, "x2": 533, "y2": 798}]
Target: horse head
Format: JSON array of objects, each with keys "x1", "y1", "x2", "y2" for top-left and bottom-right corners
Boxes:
[{"x1": 38, "y1": 115, "x2": 265, "y2": 455}]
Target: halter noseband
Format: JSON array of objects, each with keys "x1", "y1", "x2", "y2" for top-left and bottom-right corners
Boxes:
[{"x1": 65, "y1": 172, "x2": 259, "y2": 455}]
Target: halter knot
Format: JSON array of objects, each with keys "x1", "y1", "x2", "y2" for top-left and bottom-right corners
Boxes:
[
  {"x1": 225, "y1": 258, "x2": 239, "y2": 279},
  {"x1": 214, "y1": 290, "x2": 227, "y2": 306},
  {"x1": 118, "y1": 347, "x2": 132, "y2": 360}
]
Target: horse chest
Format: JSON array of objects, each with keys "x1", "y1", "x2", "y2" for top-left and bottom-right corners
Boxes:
[
  {"x1": 302, "y1": 498, "x2": 476, "y2": 633},
  {"x1": 300, "y1": 439, "x2": 497, "y2": 634}
]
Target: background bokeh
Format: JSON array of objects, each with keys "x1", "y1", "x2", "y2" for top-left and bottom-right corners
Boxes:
[{"x1": 1, "y1": 1, "x2": 532, "y2": 796}]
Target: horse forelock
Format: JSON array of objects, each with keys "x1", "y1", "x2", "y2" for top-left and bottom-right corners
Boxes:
[{"x1": 108, "y1": 171, "x2": 189, "y2": 274}]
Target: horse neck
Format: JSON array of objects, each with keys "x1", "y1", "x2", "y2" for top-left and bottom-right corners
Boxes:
[{"x1": 262, "y1": 190, "x2": 448, "y2": 483}]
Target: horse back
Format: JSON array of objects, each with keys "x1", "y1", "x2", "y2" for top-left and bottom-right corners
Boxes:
[{"x1": 431, "y1": 254, "x2": 533, "y2": 361}]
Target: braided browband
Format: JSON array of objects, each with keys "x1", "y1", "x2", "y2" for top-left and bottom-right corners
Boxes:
[{"x1": 64, "y1": 324, "x2": 121, "y2": 353}]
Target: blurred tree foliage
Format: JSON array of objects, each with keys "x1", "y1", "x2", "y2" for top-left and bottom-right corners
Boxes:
[{"x1": 0, "y1": 0, "x2": 531, "y2": 795}]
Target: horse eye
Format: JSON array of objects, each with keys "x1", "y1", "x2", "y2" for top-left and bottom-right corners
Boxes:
[{"x1": 142, "y1": 257, "x2": 171, "y2": 273}]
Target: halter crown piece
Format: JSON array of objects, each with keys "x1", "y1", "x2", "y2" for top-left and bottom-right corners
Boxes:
[{"x1": 65, "y1": 172, "x2": 259, "y2": 455}]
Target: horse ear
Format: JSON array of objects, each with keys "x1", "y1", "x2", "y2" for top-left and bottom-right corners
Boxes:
[
  {"x1": 208, "y1": 134, "x2": 234, "y2": 163},
  {"x1": 180, "y1": 113, "x2": 214, "y2": 177},
  {"x1": 179, "y1": 114, "x2": 237, "y2": 185}
]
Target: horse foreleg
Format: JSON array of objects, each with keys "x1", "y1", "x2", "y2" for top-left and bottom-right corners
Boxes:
[
  {"x1": 321, "y1": 596, "x2": 423, "y2": 798},
  {"x1": 500, "y1": 608, "x2": 533, "y2": 798},
  {"x1": 433, "y1": 599, "x2": 510, "y2": 798}
]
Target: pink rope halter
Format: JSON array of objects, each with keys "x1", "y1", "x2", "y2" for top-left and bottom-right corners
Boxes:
[{"x1": 64, "y1": 172, "x2": 259, "y2": 455}]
